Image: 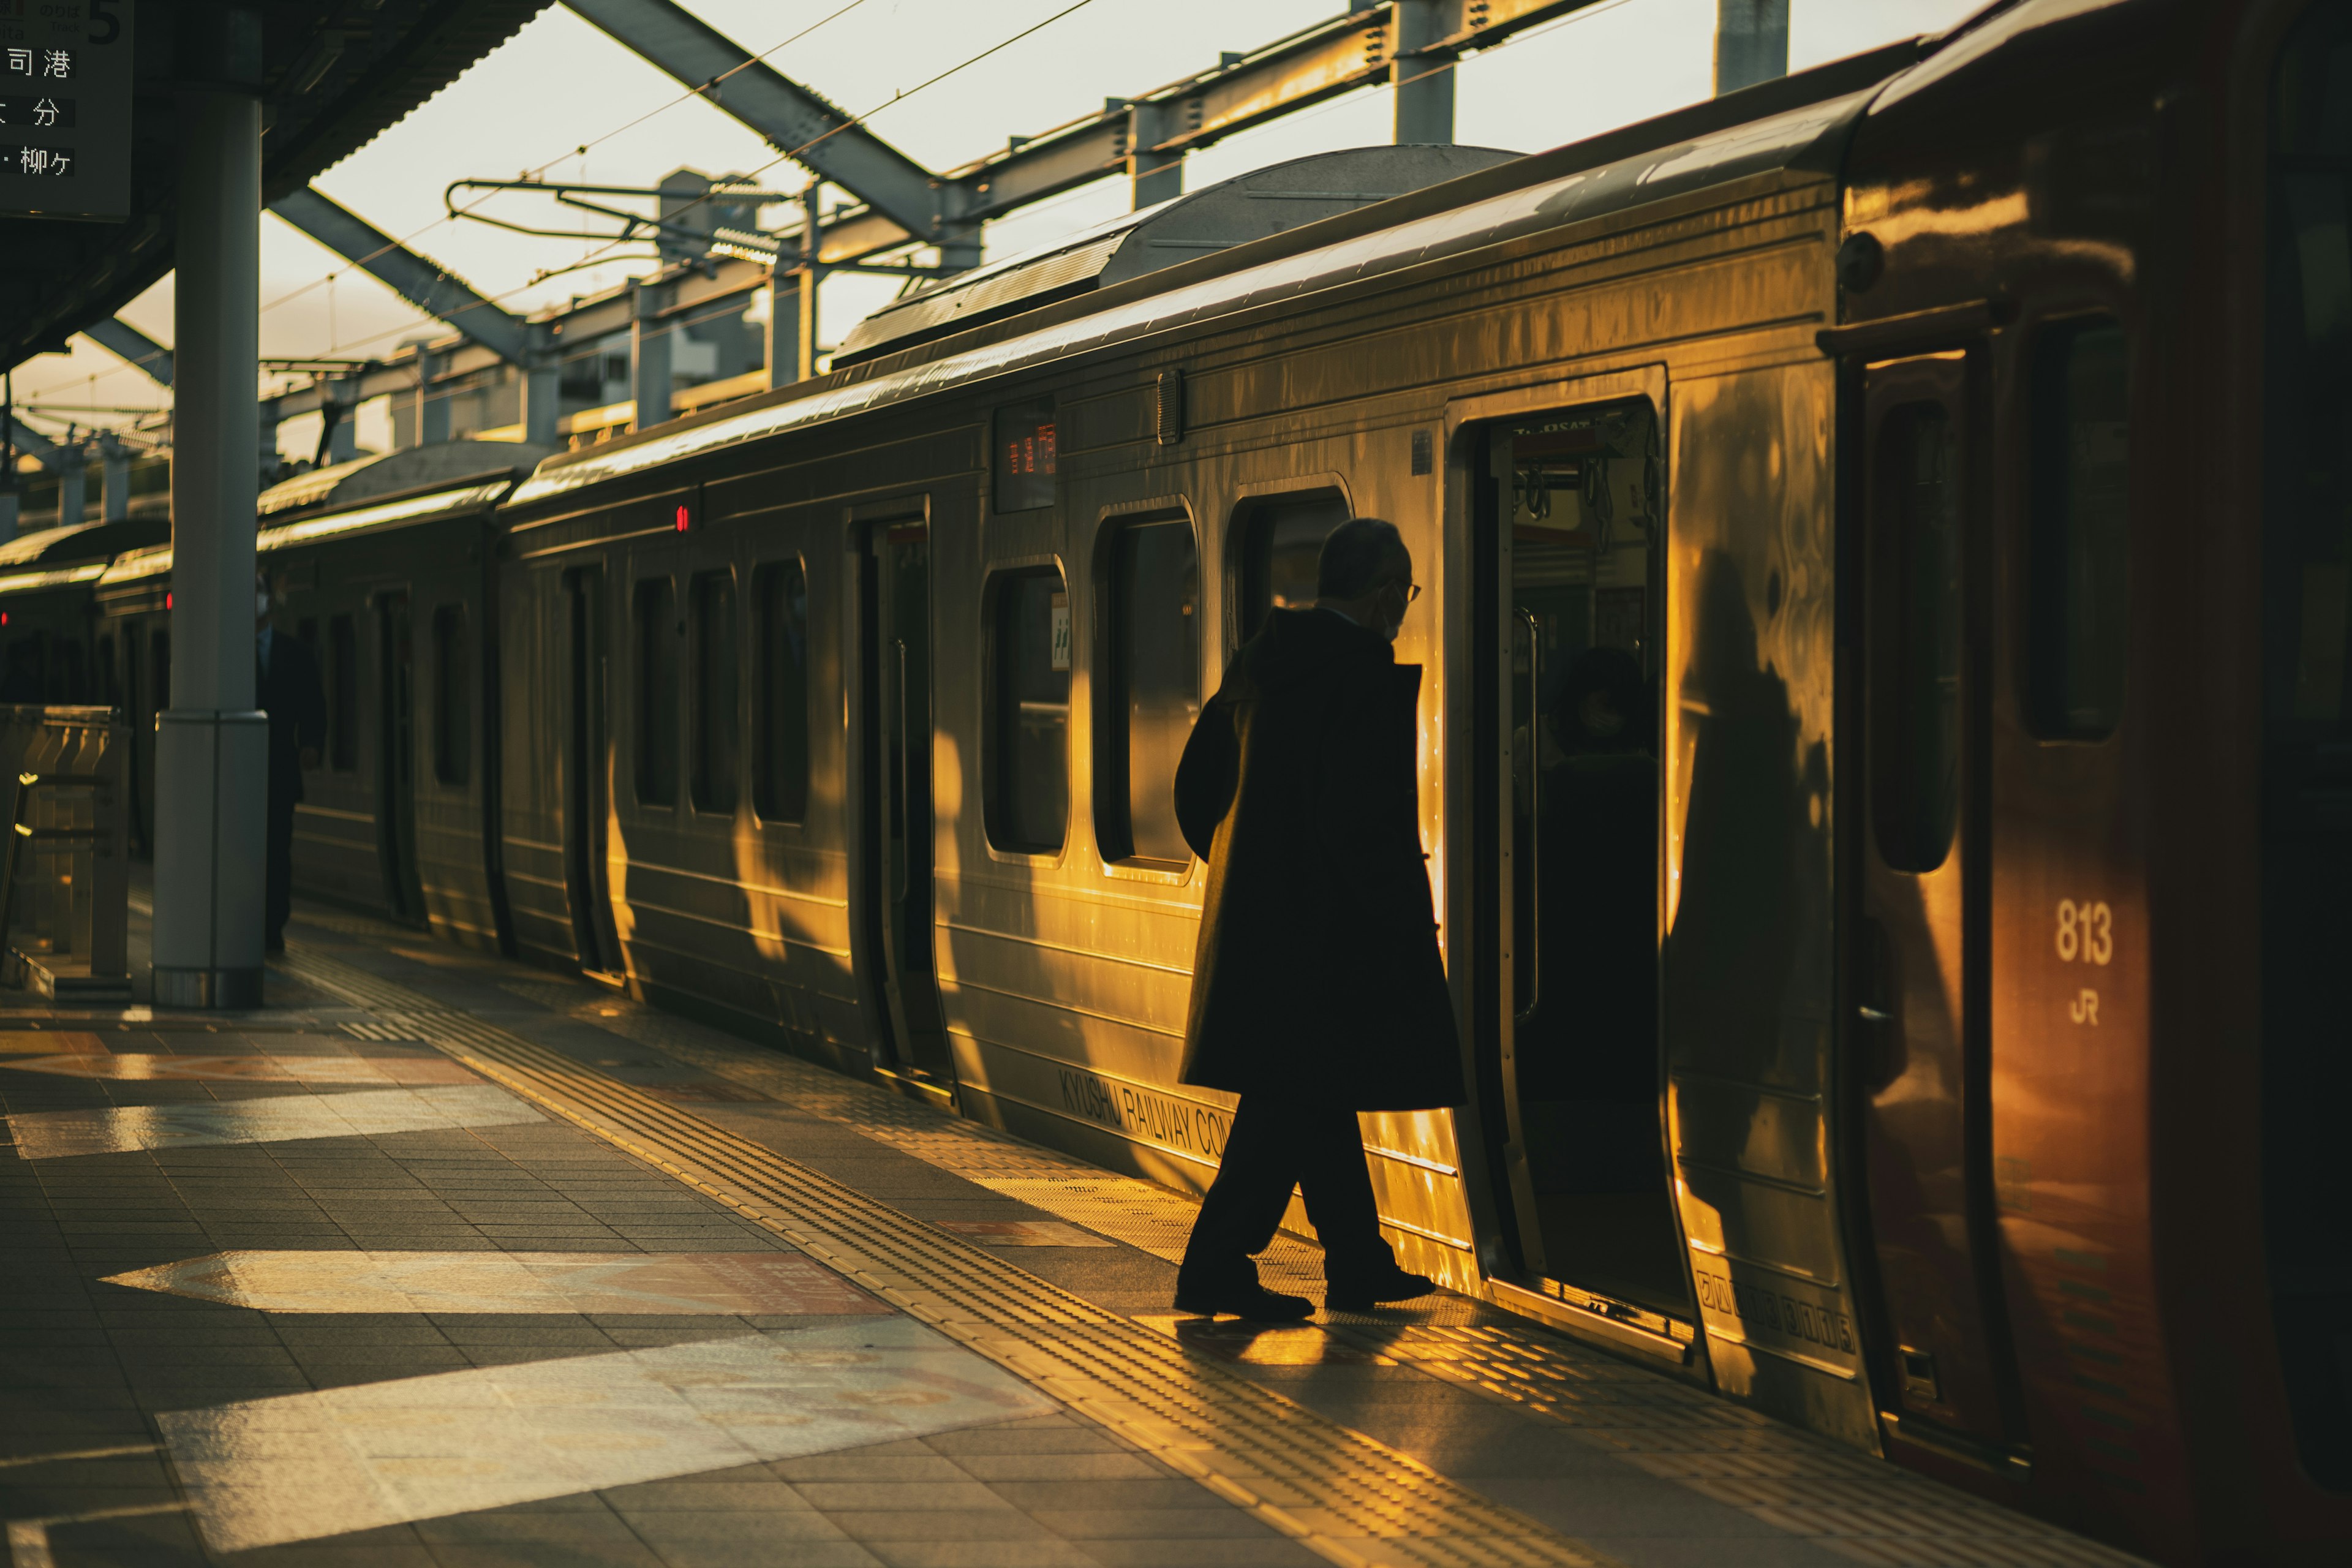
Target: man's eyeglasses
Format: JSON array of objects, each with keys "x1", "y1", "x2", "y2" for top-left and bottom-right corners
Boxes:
[{"x1": 1390, "y1": 581, "x2": 1422, "y2": 603}]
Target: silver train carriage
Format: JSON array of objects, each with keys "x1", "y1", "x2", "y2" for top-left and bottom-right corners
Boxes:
[{"x1": 87, "y1": 1, "x2": 2352, "y2": 1560}]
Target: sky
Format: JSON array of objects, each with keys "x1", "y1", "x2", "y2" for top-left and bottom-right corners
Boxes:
[{"x1": 8, "y1": 0, "x2": 1986, "y2": 462}]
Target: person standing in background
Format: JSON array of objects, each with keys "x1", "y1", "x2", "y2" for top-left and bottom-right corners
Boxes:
[{"x1": 256, "y1": 570, "x2": 325, "y2": 954}]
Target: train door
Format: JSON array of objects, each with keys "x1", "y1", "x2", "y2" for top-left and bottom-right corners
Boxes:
[
  {"x1": 1481, "y1": 396, "x2": 1692, "y2": 1324},
  {"x1": 1851, "y1": 349, "x2": 2026, "y2": 1464},
  {"x1": 374, "y1": 589, "x2": 423, "y2": 921},
  {"x1": 858, "y1": 514, "x2": 951, "y2": 1083},
  {"x1": 562, "y1": 566, "x2": 625, "y2": 979}
]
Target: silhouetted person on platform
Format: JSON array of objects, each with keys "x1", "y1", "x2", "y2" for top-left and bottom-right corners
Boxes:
[
  {"x1": 1171, "y1": 518, "x2": 1464, "y2": 1321},
  {"x1": 256, "y1": 571, "x2": 325, "y2": 954}
]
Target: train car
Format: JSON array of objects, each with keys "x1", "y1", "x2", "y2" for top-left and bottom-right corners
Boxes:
[
  {"x1": 0, "y1": 519, "x2": 170, "y2": 707},
  {"x1": 110, "y1": 0, "x2": 2338, "y2": 1559},
  {"x1": 97, "y1": 441, "x2": 543, "y2": 934}
]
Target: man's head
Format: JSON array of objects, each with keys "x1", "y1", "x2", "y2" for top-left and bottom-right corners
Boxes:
[{"x1": 1315, "y1": 518, "x2": 1416, "y2": 641}]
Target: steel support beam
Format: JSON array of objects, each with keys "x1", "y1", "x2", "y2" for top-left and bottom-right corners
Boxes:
[
  {"x1": 1393, "y1": 0, "x2": 1457, "y2": 143},
  {"x1": 271, "y1": 187, "x2": 532, "y2": 364},
  {"x1": 564, "y1": 0, "x2": 976, "y2": 265},
  {"x1": 84, "y1": 318, "x2": 175, "y2": 387},
  {"x1": 949, "y1": 2, "x2": 1597, "y2": 221},
  {"x1": 631, "y1": 282, "x2": 672, "y2": 429},
  {"x1": 1714, "y1": 0, "x2": 1789, "y2": 96},
  {"x1": 2, "y1": 416, "x2": 62, "y2": 469}
]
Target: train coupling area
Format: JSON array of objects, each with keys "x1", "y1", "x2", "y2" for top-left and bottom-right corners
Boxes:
[{"x1": 0, "y1": 899, "x2": 2152, "y2": 1568}]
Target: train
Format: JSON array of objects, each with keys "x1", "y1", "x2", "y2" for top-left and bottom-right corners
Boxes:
[{"x1": 37, "y1": 0, "x2": 2351, "y2": 1559}]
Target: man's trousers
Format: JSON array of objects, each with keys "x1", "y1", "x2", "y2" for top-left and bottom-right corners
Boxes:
[{"x1": 1177, "y1": 1095, "x2": 1396, "y2": 1291}]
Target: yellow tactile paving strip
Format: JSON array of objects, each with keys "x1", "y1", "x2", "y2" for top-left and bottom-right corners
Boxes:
[
  {"x1": 282, "y1": 949, "x2": 1616, "y2": 1568},
  {"x1": 480, "y1": 975, "x2": 2153, "y2": 1568}
]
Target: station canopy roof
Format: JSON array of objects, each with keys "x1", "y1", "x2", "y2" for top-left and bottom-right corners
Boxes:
[{"x1": 0, "y1": 0, "x2": 555, "y2": 374}]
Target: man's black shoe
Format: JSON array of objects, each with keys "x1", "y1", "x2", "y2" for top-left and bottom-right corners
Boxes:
[
  {"x1": 1326, "y1": 1267, "x2": 1439, "y2": 1312},
  {"x1": 1172, "y1": 1281, "x2": 1314, "y2": 1321}
]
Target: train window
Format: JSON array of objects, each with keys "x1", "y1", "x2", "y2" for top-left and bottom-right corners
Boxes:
[
  {"x1": 986, "y1": 568, "x2": 1070, "y2": 853},
  {"x1": 1870, "y1": 402, "x2": 1963, "y2": 874},
  {"x1": 327, "y1": 614, "x2": 357, "y2": 771},
  {"x1": 690, "y1": 569, "x2": 739, "y2": 815},
  {"x1": 633, "y1": 576, "x2": 679, "y2": 807},
  {"x1": 1098, "y1": 515, "x2": 1199, "y2": 865},
  {"x1": 1236, "y1": 491, "x2": 1349, "y2": 644},
  {"x1": 2027, "y1": 318, "x2": 2130, "y2": 738},
  {"x1": 753, "y1": 560, "x2": 809, "y2": 824},
  {"x1": 993, "y1": 400, "x2": 1057, "y2": 513},
  {"x1": 431, "y1": 605, "x2": 470, "y2": 786}
]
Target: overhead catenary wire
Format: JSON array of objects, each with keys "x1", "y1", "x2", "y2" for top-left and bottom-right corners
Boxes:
[
  {"x1": 48, "y1": 0, "x2": 1673, "y2": 423},
  {"x1": 258, "y1": 0, "x2": 883, "y2": 326}
]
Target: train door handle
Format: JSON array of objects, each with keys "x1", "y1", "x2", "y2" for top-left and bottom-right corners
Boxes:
[
  {"x1": 1514, "y1": 608, "x2": 1541, "y2": 1025},
  {"x1": 893, "y1": 638, "x2": 910, "y2": 903}
]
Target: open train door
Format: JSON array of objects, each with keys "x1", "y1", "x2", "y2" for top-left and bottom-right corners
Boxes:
[{"x1": 1848, "y1": 343, "x2": 2032, "y2": 1476}]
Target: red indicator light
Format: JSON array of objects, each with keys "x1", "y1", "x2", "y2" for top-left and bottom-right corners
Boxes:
[
  {"x1": 2, "y1": 611, "x2": 9, "y2": 626},
  {"x1": 165, "y1": 592, "x2": 173, "y2": 609},
  {"x1": 675, "y1": 505, "x2": 690, "y2": 532}
]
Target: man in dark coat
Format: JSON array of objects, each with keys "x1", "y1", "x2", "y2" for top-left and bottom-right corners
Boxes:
[
  {"x1": 256, "y1": 571, "x2": 326, "y2": 954},
  {"x1": 1171, "y1": 518, "x2": 1464, "y2": 1321}
]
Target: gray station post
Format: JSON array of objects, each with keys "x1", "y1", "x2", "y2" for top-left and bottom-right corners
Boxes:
[{"x1": 153, "y1": 88, "x2": 268, "y2": 1009}]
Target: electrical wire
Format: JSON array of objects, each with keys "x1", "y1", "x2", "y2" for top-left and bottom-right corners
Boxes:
[
  {"x1": 45, "y1": 0, "x2": 1671, "y2": 424},
  {"x1": 257, "y1": 0, "x2": 883, "y2": 325}
]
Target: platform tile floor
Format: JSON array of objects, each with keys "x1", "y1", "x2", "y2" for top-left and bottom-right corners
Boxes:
[{"x1": 0, "y1": 896, "x2": 2155, "y2": 1568}]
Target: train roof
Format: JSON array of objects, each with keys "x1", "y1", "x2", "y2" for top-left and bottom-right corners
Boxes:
[
  {"x1": 835, "y1": 145, "x2": 1522, "y2": 365},
  {"x1": 258, "y1": 440, "x2": 557, "y2": 519},
  {"x1": 0, "y1": 518, "x2": 175, "y2": 600},
  {"x1": 100, "y1": 472, "x2": 524, "y2": 587},
  {"x1": 507, "y1": 32, "x2": 1940, "y2": 513}
]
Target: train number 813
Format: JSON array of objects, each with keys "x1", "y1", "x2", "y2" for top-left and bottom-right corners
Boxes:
[{"x1": 2056, "y1": 900, "x2": 2114, "y2": 965}]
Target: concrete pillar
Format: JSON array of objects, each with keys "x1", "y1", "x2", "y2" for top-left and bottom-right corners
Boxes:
[
  {"x1": 56, "y1": 447, "x2": 86, "y2": 527},
  {"x1": 154, "y1": 88, "x2": 268, "y2": 1009},
  {"x1": 100, "y1": 433, "x2": 129, "y2": 522},
  {"x1": 631, "y1": 281, "x2": 672, "y2": 431},
  {"x1": 521, "y1": 360, "x2": 562, "y2": 448},
  {"x1": 765, "y1": 271, "x2": 801, "y2": 388},
  {"x1": 1714, "y1": 0, "x2": 1789, "y2": 96},
  {"x1": 1393, "y1": 0, "x2": 1456, "y2": 144}
]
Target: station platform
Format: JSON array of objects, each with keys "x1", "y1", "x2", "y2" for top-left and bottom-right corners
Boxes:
[{"x1": 0, "y1": 895, "x2": 2150, "y2": 1568}]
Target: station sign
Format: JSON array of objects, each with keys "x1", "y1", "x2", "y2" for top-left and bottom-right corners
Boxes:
[{"x1": 0, "y1": 0, "x2": 132, "y2": 222}]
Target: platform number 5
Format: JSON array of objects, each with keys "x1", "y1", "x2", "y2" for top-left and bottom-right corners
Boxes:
[{"x1": 2056, "y1": 900, "x2": 2113, "y2": 965}]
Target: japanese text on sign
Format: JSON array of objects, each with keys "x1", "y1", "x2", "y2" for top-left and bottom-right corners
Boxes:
[{"x1": 0, "y1": 1, "x2": 127, "y2": 219}]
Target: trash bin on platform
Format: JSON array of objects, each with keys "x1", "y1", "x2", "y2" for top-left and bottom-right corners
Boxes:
[{"x1": 0, "y1": 705, "x2": 132, "y2": 1002}]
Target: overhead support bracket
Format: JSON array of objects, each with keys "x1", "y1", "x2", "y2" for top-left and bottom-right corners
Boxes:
[
  {"x1": 270, "y1": 186, "x2": 533, "y2": 364},
  {"x1": 563, "y1": 0, "x2": 976, "y2": 267},
  {"x1": 1, "y1": 415, "x2": 66, "y2": 469},
  {"x1": 83, "y1": 318, "x2": 175, "y2": 388},
  {"x1": 949, "y1": 0, "x2": 1600, "y2": 221}
]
